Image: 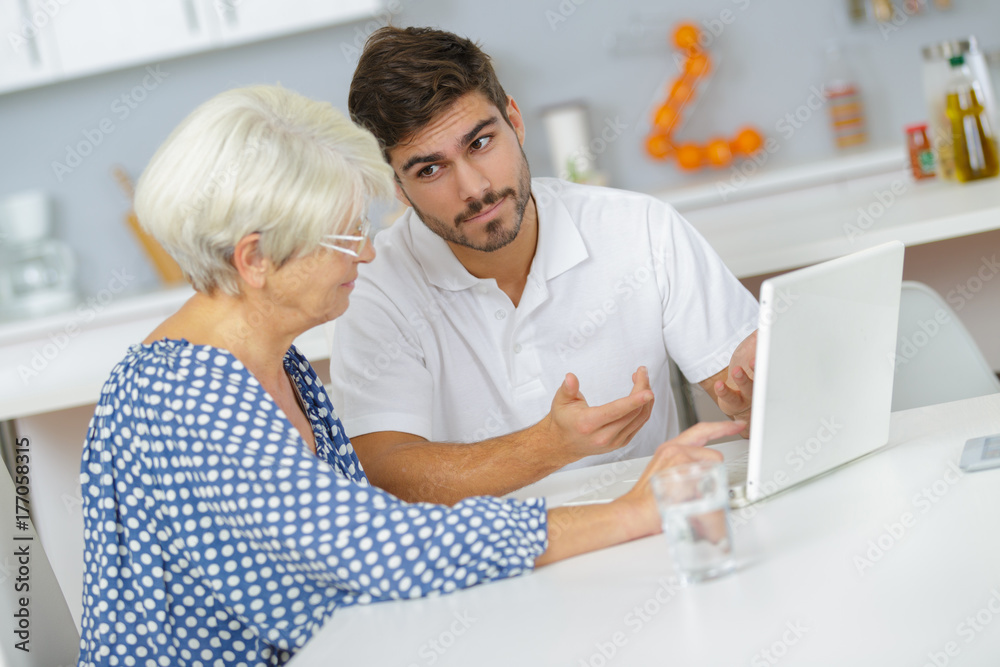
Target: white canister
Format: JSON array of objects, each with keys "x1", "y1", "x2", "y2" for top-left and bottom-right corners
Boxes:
[{"x1": 540, "y1": 102, "x2": 595, "y2": 183}]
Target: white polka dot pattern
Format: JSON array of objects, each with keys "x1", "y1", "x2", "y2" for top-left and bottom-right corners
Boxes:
[{"x1": 77, "y1": 340, "x2": 548, "y2": 666}]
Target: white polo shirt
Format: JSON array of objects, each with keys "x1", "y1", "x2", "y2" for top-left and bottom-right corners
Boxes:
[{"x1": 327, "y1": 178, "x2": 759, "y2": 470}]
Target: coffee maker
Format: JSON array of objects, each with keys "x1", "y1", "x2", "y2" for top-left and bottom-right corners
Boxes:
[{"x1": 0, "y1": 190, "x2": 78, "y2": 322}]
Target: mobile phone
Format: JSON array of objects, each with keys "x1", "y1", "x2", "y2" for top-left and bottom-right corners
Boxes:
[{"x1": 959, "y1": 434, "x2": 1000, "y2": 472}]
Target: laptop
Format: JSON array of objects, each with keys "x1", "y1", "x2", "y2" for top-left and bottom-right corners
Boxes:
[{"x1": 552, "y1": 240, "x2": 905, "y2": 508}]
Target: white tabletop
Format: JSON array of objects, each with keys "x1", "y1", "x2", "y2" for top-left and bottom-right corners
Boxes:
[{"x1": 289, "y1": 393, "x2": 1000, "y2": 667}]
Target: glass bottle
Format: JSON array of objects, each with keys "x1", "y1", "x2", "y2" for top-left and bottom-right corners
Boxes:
[
  {"x1": 945, "y1": 54, "x2": 999, "y2": 183},
  {"x1": 824, "y1": 42, "x2": 868, "y2": 150}
]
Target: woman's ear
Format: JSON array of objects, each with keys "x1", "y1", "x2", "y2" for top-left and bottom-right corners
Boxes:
[{"x1": 231, "y1": 233, "x2": 270, "y2": 290}]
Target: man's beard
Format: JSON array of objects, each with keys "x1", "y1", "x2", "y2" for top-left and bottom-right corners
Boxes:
[{"x1": 407, "y1": 148, "x2": 532, "y2": 253}]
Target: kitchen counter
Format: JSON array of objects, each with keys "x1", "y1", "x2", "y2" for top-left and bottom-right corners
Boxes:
[{"x1": 0, "y1": 285, "x2": 329, "y2": 421}]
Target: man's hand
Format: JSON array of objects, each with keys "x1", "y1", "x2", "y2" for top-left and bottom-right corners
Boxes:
[
  {"x1": 700, "y1": 330, "x2": 757, "y2": 438},
  {"x1": 540, "y1": 366, "x2": 655, "y2": 464}
]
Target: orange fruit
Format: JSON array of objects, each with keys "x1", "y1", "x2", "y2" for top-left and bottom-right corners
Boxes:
[
  {"x1": 705, "y1": 137, "x2": 733, "y2": 168},
  {"x1": 684, "y1": 53, "x2": 711, "y2": 78},
  {"x1": 673, "y1": 23, "x2": 702, "y2": 52},
  {"x1": 653, "y1": 103, "x2": 681, "y2": 134},
  {"x1": 675, "y1": 143, "x2": 703, "y2": 170},
  {"x1": 646, "y1": 134, "x2": 673, "y2": 160},
  {"x1": 731, "y1": 127, "x2": 764, "y2": 155}
]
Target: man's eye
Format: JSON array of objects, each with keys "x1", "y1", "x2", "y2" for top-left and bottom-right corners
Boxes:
[
  {"x1": 471, "y1": 135, "x2": 492, "y2": 151},
  {"x1": 418, "y1": 164, "x2": 440, "y2": 178}
]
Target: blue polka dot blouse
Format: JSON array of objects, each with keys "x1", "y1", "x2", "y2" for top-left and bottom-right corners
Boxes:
[{"x1": 78, "y1": 339, "x2": 548, "y2": 666}]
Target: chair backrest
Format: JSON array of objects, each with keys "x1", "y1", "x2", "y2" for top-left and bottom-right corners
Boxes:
[
  {"x1": 0, "y1": 460, "x2": 79, "y2": 666},
  {"x1": 892, "y1": 281, "x2": 1000, "y2": 411}
]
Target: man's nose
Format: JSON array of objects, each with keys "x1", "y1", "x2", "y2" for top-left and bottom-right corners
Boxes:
[{"x1": 455, "y1": 159, "x2": 490, "y2": 203}]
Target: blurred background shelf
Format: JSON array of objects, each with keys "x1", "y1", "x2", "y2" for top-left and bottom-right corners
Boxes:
[{"x1": 0, "y1": 285, "x2": 329, "y2": 421}]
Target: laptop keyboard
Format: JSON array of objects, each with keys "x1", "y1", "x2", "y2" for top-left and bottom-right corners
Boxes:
[{"x1": 725, "y1": 450, "x2": 750, "y2": 487}]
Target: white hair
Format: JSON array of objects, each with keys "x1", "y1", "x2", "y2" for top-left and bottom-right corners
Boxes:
[{"x1": 134, "y1": 85, "x2": 393, "y2": 295}]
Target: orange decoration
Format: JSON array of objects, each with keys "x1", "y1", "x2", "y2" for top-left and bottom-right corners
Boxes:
[
  {"x1": 644, "y1": 23, "x2": 765, "y2": 172},
  {"x1": 669, "y1": 79, "x2": 695, "y2": 106},
  {"x1": 731, "y1": 127, "x2": 764, "y2": 156},
  {"x1": 705, "y1": 137, "x2": 733, "y2": 168},
  {"x1": 675, "y1": 144, "x2": 703, "y2": 170},
  {"x1": 684, "y1": 53, "x2": 712, "y2": 78},
  {"x1": 646, "y1": 134, "x2": 673, "y2": 160},
  {"x1": 673, "y1": 23, "x2": 702, "y2": 52},
  {"x1": 653, "y1": 103, "x2": 681, "y2": 133}
]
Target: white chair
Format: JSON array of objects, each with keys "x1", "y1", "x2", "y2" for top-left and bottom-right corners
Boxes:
[{"x1": 891, "y1": 281, "x2": 1000, "y2": 412}]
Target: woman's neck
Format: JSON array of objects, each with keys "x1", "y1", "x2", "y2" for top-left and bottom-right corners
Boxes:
[{"x1": 144, "y1": 291, "x2": 298, "y2": 387}]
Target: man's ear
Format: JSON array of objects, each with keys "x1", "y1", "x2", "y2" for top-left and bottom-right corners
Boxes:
[
  {"x1": 231, "y1": 233, "x2": 269, "y2": 290},
  {"x1": 506, "y1": 96, "x2": 526, "y2": 147}
]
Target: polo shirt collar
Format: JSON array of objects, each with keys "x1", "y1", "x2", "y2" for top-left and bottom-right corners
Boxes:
[{"x1": 406, "y1": 178, "x2": 589, "y2": 291}]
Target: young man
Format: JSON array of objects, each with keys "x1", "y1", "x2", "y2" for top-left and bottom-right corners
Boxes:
[{"x1": 328, "y1": 26, "x2": 759, "y2": 505}]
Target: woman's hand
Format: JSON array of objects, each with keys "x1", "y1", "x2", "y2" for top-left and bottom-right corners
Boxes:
[
  {"x1": 614, "y1": 421, "x2": 746, "y2": 539},
  {"x1": 537, "y1": 420, "x2": 746, "y2": 567}
]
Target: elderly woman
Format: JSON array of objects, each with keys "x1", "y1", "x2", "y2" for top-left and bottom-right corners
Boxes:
[{"x1": 77, "y1": 86, "x2": 740, "y2": 666}]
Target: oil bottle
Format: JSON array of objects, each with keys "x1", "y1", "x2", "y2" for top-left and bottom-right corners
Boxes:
[{"x1": 945, "y1": 54, "x2": 999, "y2": 182}]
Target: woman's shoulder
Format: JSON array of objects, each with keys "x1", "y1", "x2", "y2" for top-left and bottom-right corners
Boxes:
[{"x1": 97, "y1": 338, "x2": 258, "y2": 408}]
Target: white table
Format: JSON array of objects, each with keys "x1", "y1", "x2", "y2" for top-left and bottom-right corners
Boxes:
[{"x1": 289, "y1": 394, "x2": 1000, "y2": 667}]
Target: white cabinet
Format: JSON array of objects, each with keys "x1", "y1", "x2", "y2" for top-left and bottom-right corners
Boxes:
[
  {"x1": 208, "y1": 0, "x2": 378, "y2": 46},
  {"x1": 0, "y1": 0, "x2": 59, "y2": 94},
  {"x1": 0, "y1": 0, "x2": 380, "y2": 95},
  {"x1": 46, "y1": 0, "x2": 213, "y2": 79}
]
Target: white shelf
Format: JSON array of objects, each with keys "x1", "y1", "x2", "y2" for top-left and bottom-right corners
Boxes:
[{"x1": 659, "y1": 148, "x2": 1000, "y2": 278}]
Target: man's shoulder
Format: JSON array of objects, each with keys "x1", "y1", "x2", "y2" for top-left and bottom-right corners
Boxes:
[
  {"x1": 533, "y1": 178, "x2": 682, "y2": 246},
  {"x1": 534, "y1": 177, "x2": 676, "y2": 225}
]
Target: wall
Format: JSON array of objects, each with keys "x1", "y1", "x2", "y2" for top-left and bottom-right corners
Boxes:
[{"x1": 1, "y1": 0, "x2": 998, "y2": 298}]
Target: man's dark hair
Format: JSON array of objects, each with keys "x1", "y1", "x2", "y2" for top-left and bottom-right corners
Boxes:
[{"x1": 348, "y1": 26, "x2": 510, "y2": 162}]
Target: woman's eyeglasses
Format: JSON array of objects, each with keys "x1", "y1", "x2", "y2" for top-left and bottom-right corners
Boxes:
[{"x1": 319, "y1": 217, "x2": 371, "y2": 257}]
